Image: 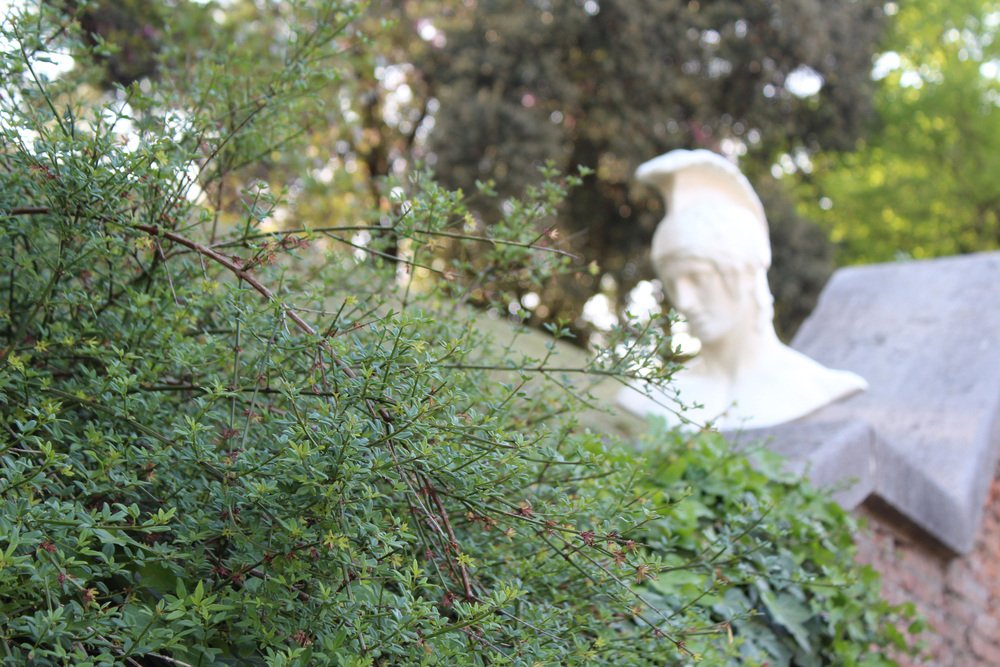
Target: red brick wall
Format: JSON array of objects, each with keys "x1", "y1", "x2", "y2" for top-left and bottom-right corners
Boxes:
[{"x1": 855, "y1": 463, "x2": 1000, "y2": 666}]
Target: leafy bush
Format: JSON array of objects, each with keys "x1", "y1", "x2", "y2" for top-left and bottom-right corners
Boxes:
[
  {"x1": 628, "y1": 424, "x2": 922, "y2": 666},
  {"x1": 1, "y1": 1, "x2": 916, "y2": 665}
]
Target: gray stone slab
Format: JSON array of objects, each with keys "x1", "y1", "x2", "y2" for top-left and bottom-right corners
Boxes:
[
  {"x1": 745, "y1": 252, "x2": 1000, "y2": 554},
  {"x1": 730, "y1": 419, "x2": 876, "y2": 509}
]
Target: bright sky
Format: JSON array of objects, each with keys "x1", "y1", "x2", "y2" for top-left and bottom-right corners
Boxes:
[{"x1": 1, "y1": 0, "x2": 77, "y2": 80}]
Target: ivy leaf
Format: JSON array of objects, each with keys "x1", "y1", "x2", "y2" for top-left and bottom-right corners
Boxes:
[{"x1": 758, "y1": 582, "x2": 813, "y2": 653}]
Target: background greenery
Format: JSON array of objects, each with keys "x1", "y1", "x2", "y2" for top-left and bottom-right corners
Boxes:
[
  {"x1": 423, "y1": 0, "x2": 884, "y2": 339},
  {"x1": 25, "y1": 0, "x2": 1000, "y2": 337},
  {"x1": 795, "y1": 0, "x2": 1000, "y2": 265}
]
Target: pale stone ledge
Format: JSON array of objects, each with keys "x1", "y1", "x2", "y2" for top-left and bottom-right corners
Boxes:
[{"x1": 733, "y1": 252, "x2": 1000, "y2": 554}]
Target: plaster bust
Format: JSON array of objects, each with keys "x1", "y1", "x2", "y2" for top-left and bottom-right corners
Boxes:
[{"x1": 617, "y1": 149, "x2": 867, "y2": 430}]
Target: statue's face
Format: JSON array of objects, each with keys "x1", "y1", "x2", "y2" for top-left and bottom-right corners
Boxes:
[{"x1": 656, "y1": 256, "x2": 754, "y2": 344}]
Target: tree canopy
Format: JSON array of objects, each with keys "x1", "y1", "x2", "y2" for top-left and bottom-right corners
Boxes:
[
  {"x1": 795, "y1": 0, "x2": 1000, "y2": 264},
  {"x1": 423, "y1": 0, "x2": 885, "y2": 338}
]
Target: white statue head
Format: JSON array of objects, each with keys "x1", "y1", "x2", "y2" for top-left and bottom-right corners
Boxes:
[
  {"x1": 617, "y1": 148, "x2": 867, "y2": 430},
  {"x1": 640, "y1": 149, "x2": 774, "y2": 344}
]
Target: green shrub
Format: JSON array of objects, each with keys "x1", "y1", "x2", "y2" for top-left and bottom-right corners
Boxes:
[
  {"x1": 628, "y1": 424, "x2": 922, "y2": 666},
  {"x1": 1, "y1": 1, "x2": 916, "y2": 665}
]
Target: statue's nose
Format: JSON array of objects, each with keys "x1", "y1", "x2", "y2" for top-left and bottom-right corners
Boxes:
[{"x1": 670, "y1": 278, "x2": 698, "y2": 314}]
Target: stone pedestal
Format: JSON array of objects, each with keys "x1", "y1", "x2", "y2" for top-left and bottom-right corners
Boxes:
[{"x1": 730, "y1": 252, "x2": 1000, "y2": 554}]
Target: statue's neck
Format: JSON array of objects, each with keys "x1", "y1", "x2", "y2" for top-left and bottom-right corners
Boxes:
[{"x1": 696, "y1": 324, "x2": 780, "y2": 385}]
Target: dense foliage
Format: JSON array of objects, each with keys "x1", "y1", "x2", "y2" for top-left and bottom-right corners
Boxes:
[
  {"x1": 630, "y1": 424, "x2": 923, "y2": 665},
  {"x1": 2, "y1": 1, "x2": 916, "y2": 665}
]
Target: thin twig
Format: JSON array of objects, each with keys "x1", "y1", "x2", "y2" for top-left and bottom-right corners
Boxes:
[
  {"x1": 216, "y1": 225, "x2": 579, "y2": 258},
  {"x1": 426, "y1": 481, "x2": 474, "y2": 600},
  {"x1": 132, "y1": 225, "x2": 366, "y2": 383},
  {"x1": 7, "y1": 207, "x2": 50, "y2": 216},
  {"x1": 146, "y1": 652, "x2": 194, "y2": 667}
]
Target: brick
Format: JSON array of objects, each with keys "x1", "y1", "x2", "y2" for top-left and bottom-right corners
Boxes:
[
  {"x1": 923, "y1": 610, "x2": 949, "y2": 640},
  {"x1": 956, "y1": 655, "x2": 985, "y2": 667},
  {"x1": 969, "y1": 630, "x2": 1000, "y2": 665},
  {"x1": 855, "y1": 534, "x2": 878, "y2": 564},
  {"x1": 967, "y1": 553, "x2": 989, "y2": 580},
  {"x1": 897, "y1": 556, "x2": 945, "y2": 607},
  {"x1": 923, "y1": 638, "x2": 949, "y2": 667},
  {"x1": 944, "y1": 600, "x2": 979, "y2": 629},
  {"x1": 945, "y1": 561, "x2": 989, "y2": 606},
  {"x1": 900, "y1": 556, "x2": 944, "y2": 587},
  {"x1": 973, "y1": 613, "x2": 1000, "y2": 642},
  {"x1": 851, "y1": 460, "x2": 1000, "y2": 666}
]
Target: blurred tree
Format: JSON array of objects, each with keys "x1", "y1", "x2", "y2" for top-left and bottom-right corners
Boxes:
[
  {"x1": 49, "y1": 0, "x2": 447, "y2": 229},
  {"x1": 54, "y1": 0, "x2": 168, "y2": 86},
  {"x1": 796, "y1": 0, "x2": 1000, "y2": 264},
  {"x1": 422, "y1": 0, "x2": 884, "y2": 340},
  {"x1": 759, "y1": 179, "x2": 835, "y2": 338},
  {"x1": 55, "y1": 0, "x2": 880, "y2": 340}
]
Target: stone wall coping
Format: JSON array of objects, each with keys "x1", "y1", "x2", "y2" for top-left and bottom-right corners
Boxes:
[{"x1": 736, "y1": 252, "x2": 1000, "y2": 554}]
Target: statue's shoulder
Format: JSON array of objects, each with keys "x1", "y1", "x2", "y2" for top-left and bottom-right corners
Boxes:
[{"x1": 733, "y1": 344, "x2": 866, "y2": 426}]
